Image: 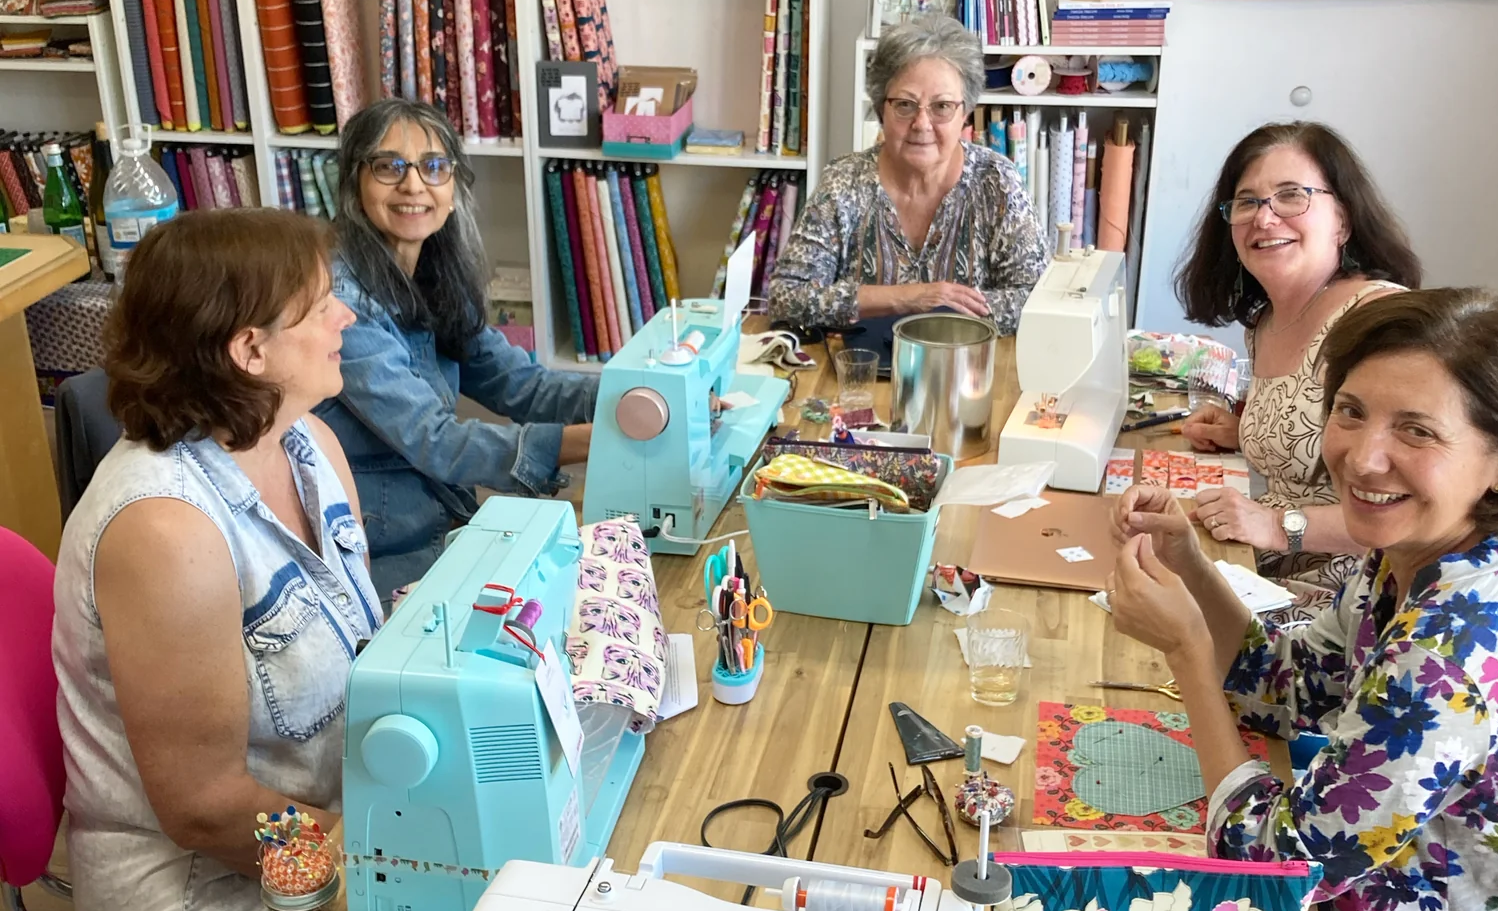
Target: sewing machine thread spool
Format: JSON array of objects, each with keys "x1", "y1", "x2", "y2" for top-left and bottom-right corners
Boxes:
[
  {"x1": 792, "y1": 879, "x2": 900, "y2": 911},
  {"x1": 964, "y1": 725, "x2": 983, "y2": 775},
  {"x1": 1055, "y1": 222, "x2": 1074, "y2": 259},
  {"x1": 515, "y1": 598, "x2": 543, "y2": 629}
]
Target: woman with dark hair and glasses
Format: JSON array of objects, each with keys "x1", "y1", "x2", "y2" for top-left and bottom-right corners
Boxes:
[
  {"x1": 1169, "y1": 121, "x2": 1423, "y2": 622},
  {"x1": 768, "y1": 13, "x2": 1046, "y2": 339},
  {"x1": 314, "y1": 98, "x2": 598, "y2": 604}
]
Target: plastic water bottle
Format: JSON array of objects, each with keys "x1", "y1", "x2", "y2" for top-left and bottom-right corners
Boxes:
[{"x1": 103, "y1": 131, "x2": 178, "y2": 287}]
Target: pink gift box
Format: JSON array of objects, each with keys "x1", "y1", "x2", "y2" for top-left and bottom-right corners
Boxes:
[{"x1": 602, "y1": 97, "x2": 694, "y2": 157}]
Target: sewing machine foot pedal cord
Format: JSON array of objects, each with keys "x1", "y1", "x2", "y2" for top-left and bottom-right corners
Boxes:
[{"x1": 699, "y1": 771, "x2": 849, "y2": 905}]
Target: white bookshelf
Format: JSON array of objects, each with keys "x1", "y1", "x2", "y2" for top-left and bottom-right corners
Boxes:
[{"x1": 1, "y1": 10, "x2": 127, "y2": 151}]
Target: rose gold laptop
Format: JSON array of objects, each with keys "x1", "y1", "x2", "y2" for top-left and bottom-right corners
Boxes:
[{"x1": 965, "y1": 490, "x2": 1120, "y2": 593}]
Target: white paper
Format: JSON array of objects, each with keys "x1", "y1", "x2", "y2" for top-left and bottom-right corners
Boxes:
[
  {"x1": 657, "y1": 634, "x2": 699, "y2": 721},
  {"x1": 1091, "y1": 561, "x2": 1292, "y2": 615},
  {"x1": 981, "y1": 732, "x2": 1026, "y2": 765},
  {"x1": 718, "y1": 391, "x2": 759, "y2": 410},
  {"x1": 954, "y1": 627, "x2": 1033, "y2": 668},
  {"x1": 932, "y1": 462, "x2": 1057, "y2": 509},
  {"x1": 1057, "y1": 546, "x2": 1094, "y2": 563},
  {"x1": 993, "y1": 496, "x2": 1050, "y2": 519},
  {"x1": 536, "y1": 640, "x2": 585, "y2": 777}
]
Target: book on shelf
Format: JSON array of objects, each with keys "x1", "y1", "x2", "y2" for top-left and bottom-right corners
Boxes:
[{"x1": 685, "y1": 129, "x2": 745, "y2": 156}]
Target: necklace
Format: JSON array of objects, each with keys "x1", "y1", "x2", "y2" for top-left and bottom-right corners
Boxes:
[{"x1": 1261, "y1": 277, "x2": 1337, "y2": 337}]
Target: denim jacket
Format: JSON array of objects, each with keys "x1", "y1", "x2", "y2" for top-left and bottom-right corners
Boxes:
[{"x1": 314, "y1": 258, "x2": 598, "y2": 594}]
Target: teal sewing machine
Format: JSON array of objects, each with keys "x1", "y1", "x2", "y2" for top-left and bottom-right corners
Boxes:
[
  {"x1": 583, "y1": 235, "x2": 790, "y2": 554},
  {"x1": 342, "y1": 496, "x2": 645, "y2": 910}
]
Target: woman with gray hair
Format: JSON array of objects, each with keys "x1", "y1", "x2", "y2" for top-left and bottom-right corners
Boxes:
[
  {"x1": 314, "y1": 98, "x2": 598, "y2": 603},
  {"x1": 769, "y1": 13, "x2": 1046, "y2": 343}
]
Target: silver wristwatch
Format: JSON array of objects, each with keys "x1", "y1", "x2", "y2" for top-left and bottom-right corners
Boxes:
[{"x1": 1282, "y1": 508, "x2": 1307, "y2": 553}]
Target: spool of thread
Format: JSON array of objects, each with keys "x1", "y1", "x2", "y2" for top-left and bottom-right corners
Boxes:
[
  {"x1": 964, "y1": 725, "x2": 983, "y2": 775},
  {"x1": 1057, "y1": 74, "x2": 1089, "y2": 95},
  {"x1": 796, "y1": 879, "x2": 900, "y2": 911},
  {"x1": 515, "y1": 598, "x2": 543, "y2": 630},
  {"x1": 677, "y1": 329, "x2": 705, "y2": 355},
  {"x1": 1010, "y1": 55, "x2": 1052, "y2": 96}
]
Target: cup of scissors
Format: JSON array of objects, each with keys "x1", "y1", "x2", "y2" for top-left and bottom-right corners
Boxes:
[{"x1": 697, "y1": 543, "x2": 775, "y2": 705}]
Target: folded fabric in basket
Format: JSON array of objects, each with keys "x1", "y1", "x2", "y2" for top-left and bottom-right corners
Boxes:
[
  {"x1": 762, "y1": 436, "x2": 941, "y2": 511},
  {"x1": 566, "y1": 518, "x2": 668, "y2": 735},
  {"x1": 752, "y1": 453, "x2": 910, "y2": 511}
]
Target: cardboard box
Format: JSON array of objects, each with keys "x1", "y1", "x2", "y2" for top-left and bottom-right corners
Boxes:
[{"x1": 614, "y1": 66, "x2": 697, "y2": 116}]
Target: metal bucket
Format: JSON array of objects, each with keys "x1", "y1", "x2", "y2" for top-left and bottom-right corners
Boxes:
[{"x1": 890, "y1": 313, "x2": 997, "y2": 460}]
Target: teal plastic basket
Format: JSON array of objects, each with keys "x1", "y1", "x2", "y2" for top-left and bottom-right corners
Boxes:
[{"x1": 739, "y1": 454, "x2": 951, "y2": 626}]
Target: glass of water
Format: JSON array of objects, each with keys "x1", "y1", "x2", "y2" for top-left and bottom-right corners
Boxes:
[
  {"x1": 834, "y1": 347, "x2": 879, "y2": 411},
  {"x1": 967, "y1": 606, "x2": 1028, "y2": 706}
]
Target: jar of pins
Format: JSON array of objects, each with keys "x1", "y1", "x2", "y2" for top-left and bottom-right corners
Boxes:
[{"x1": 256, "y1": 805, "x2": 340, "y2": 910}]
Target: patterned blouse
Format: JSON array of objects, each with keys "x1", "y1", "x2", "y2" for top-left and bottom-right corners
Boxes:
[
  {"x1": 768, "y1": 142, "x2": 1048, "y2": 336},
  {"x1": 1209, "y1": 538, "x2": 1498, "y2": 909},
  {"x1": 1240, "y1": 280, "x2": 1405, "y2": 624}
]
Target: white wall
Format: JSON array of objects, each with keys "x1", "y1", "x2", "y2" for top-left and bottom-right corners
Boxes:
[{"x1": 1135, "y1": 0, "x2": 1498, "y2": 352}]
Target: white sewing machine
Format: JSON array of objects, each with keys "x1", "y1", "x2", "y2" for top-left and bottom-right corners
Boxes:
[
  {"x1": 480, "y1": 841, "x2": 974, "y2": 910},
  {"x1": 997, "y1": 230, "x2": 1128, "y2": 492}
]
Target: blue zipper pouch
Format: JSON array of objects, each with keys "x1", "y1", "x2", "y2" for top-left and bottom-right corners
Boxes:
[{"x1": 993, "y1": 852, "x2": 1324, "y2": 910}]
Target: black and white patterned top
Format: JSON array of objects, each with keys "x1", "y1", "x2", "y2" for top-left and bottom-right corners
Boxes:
[{"x1": 768, "y1": 142, "x2": 1048, "y2": 335}]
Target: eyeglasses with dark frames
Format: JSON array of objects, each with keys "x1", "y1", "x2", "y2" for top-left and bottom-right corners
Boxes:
[
  {"x1": 1218, "y1": 186, "x2": 1333, "y2": 225},
  {"x1": 364, "y1": 154, "x2": 457, "y2": 187}
]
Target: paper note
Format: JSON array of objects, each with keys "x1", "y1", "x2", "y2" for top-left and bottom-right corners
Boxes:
[
  {"x1": 1057, "y1": 546, "x2": 1094, "y2": 563},
  {"x1": 982, "y1": 731, "x2": 1027, "y2": 765},
  {"x1": 1104, "y1": 447, "x2": 1135, "y2": 494},
  {"x1": 993, "y1": 496, "x2": 1050, "y2": 519},
  {"x1": 719, "y1": 390, "x2": 759, "y2": 410},
  {"x1": 536, "y1": 640, "x2": 585, "y2": 777},
  {"x1": 657, "y1": 634, "x2": 699, "y2": 721}
]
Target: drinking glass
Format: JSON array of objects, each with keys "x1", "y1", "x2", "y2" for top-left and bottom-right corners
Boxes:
[
  {"x1": 967, "y1": 606, "x2": 1028, "y2": 707},
  {"x1": 834, "y1": 348, "x2": 879, "y2": 411}
]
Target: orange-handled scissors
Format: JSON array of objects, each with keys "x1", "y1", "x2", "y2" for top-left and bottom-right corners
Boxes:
[{"x1": 729, "y1": 591, "x2": 774, "y2": 632}]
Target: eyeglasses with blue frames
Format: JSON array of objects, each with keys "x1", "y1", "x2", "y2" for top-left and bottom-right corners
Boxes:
[
  {"x1": 364, "y1": 154, "x2": 457, "y2": 187},
  {"x1": 1219, "y1": 186, "x2": 1333, "y2": 225}
]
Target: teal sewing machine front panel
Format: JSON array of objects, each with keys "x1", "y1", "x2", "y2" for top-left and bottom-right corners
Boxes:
[
  {"x1": 583, "y1": 303, "x2": 790, "y2": 554},
  {"x1": 342, "y1": 496, "x2": 642, "y2": 911}
]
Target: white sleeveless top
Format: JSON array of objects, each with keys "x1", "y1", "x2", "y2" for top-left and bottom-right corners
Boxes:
[{"x1": 52, "y1": 421, "x2": 382, "y2": 911}]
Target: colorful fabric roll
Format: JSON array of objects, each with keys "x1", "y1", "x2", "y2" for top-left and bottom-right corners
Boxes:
[
  {"x1": 585, "y1": 169, "x2": 622, "y2": 354},
  {"x1": 208, "y1": 151, "x2": 236, "y2": 206},
  {"x1": 559, "y1": 164, "x2": 597, "y2": 359},
  {"x1": 218, "y1": 0, "x2": 248, "y2": 128},
  {"x1": 712, "y1": 176, "x2": 757, "y2": 298},
  {"x1": 596, "y1": 173, "x2": 632, "y2": 343},
  {"x1": 490, "y1": 0, "x2": 511, "y2": 137},
  {"x1": 174, "y1": 0, "x2": 202, "y2": 129},
  {"x1": 172, "y1": 149, "x2": 195, "y2": 208},
  {"x1": 221, "y1": 154, "x2": 242, "y2": 205},
  {"x1": 764, "y1": 177, "x2": 798, "y2": 296},
  {"x1": 572, "y1": 165, "x2": 610, "y2": 360},
  {"x1": 187, "y1": 147, "x2": 214, "y2": 207},
  {"x1": 157, "y1": 148, "x2": 182, "y2": 203},
  {"x1": 1048, "y1": 122, "x2": 1074, "y2": 251},
  {"x1": 1098, "y1": 135, "x2": 1134, "y2": 252},
  {"x1": 595, "y1": 0, "x2": 617, "y2": 107},
  {"x1": 454, "y1": 0, "x2": 478, "y2": 140},
  {"x1": 231, "y1": 154, "x2": 258, "y2": 205},
  {"x1": 256, "y1": 0, "x2": 312, "y2": 132},
  {"x1": 311, "y1": 150, "x2": 334, "y2": 214},
  {"x1": 199, "y1": 0, "x2": 226, "y2": 130},
  {"x1": 184, "y1": 0, "x2": 214, "y2": 128},
  {"x1": 503, "y1": 0, "x2": 520, "y2": 132},
  {"x1": 645, "y1": 168, "x2": 679, "y2": 303},
  {"x1": 442, "y1": 0, "x2": 461, "y2": 125},
  {"x1": 630, "y1": 167, "x2": 668, "y2": 313},
  {"x1": 140, "y1": 0, "x2": 173, "y2": 127},
  {"x1": 1071, "y1": 121, "x2": 1087, "y2": 249},
  {"x1": 618, "y1": 173, "x2": 654, "y2": 322},
  {"x1": 472, "y1": 0, "x2": 498, "y2": 140},
  {"x1": 605, "y1": 167, "x2": 643, "y2": 333},
  {"x1": 297, "y1": 151, "x2": 323, "y2": 216},
  {"x1": 557, "y1": 0, "x2": 581, "y2": 61},
  {"x1": 320, "y1": 152, "x2": 340, "y2": 204},
  {"x1": 539, "y1": 0, "x2": 562, "y2": 60},
  {"x1": 121, "y1": 0, "x2": 161, "y2": 126},
  {"x1": 379, "y1": 0, "x2": 396, "y2": 97},
  {"x1": 322, "y1": 0, "x2": 367, "y2": 130},
  {"x1": 413, "y1": 0, "x2": 431, "y2": 102},
  {"x1": 429, "y1": 0, "x2": 446, "y2": 113},
  {"x1": 545, "y1": 162, "x2": 588, "y2": 360},
  {"x1": 748, "y1": 177, "x2": 779, "y2": 296},
  {"x1": 154, "y1": 0, "x2": 187, "y2": 128},
  {"x1": 571, "y1": 0, "x2": 605, "y2": 111},
  {"x1": 274, "y1": 149, "x2": 295, "y2": 207},
  {"x1": 396, "y1": 0, "x2": 415, "y2": 100},
  {"x1": 290, "y1": 0, "x2": 336, "y2": 133}
]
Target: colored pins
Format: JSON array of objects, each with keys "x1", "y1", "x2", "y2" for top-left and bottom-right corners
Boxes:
[{"x1": 256, "y1": 805, "x2": 337, "y2": 902}]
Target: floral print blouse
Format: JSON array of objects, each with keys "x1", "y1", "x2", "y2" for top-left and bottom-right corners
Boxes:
[
  {"x1": 1209, "y1": 537, "x2": 1498, "y2": 909},
  {"x1": 767, "y1": 142, "x2": 1048, "y2": 336}
]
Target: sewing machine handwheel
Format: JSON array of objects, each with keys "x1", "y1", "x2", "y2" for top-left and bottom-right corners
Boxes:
[
  {"x1": 617, "y1": 387, "x2": 669, "y2": 441},
  {"x1": 361, "y1": 714, "x2": 439, "y2": 789}
]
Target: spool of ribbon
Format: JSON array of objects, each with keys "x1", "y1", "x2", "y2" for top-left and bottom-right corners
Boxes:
[
  {"x1": 1057, "y1": 75, "x2": 1089, "y2": 95},
  {"x1": 1010, "y1": 56, "x2": 1052, "y2": 96},
  {"x1": 1098, "y1": 58, "x2": 1155, "y2": 92}
]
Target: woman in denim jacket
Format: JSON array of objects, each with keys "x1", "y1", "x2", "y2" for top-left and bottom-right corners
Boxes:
[{"x1": 315, "y1": 99, "x2": 598, "y2": 602}]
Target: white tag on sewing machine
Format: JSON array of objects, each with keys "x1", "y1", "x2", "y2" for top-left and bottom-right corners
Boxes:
[
  {"x1": 536, "y1": 640, "x2": 584, "y2": 777},
  {"x1": 1057, "y1": 546, "x2": 1094, "y2": 563}
]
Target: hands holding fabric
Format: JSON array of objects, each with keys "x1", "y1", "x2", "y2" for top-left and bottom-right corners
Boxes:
[{"x1": 1107, "y1": 485, "x2": 1210, "y2": 661}]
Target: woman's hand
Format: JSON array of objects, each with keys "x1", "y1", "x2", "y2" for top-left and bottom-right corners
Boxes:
[
  {"x1": 1112, "y1": 483, "x2": 1204, "y2": 577},
  {"x1": 1107, "y1": 534, "x2": 1210, "y2": 661},
  {"x1": 900, "y1": 282, "x2": 990, "y2": 318},
  {"x1": 1192, "y1": 488, "x2": 1287, "y2": 551},
  {"x1": 1181, "y1": 404, "x2": 1241, "y2": 452}
]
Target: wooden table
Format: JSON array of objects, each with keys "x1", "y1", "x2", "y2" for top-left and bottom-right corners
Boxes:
[{"x1": 0, "y1": 234, "x2": 90, "y2": 560}]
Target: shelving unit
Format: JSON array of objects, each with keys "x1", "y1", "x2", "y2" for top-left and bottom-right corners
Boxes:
[{"x1": 1, "y1": 10, "x2": 127, "y2": 151}]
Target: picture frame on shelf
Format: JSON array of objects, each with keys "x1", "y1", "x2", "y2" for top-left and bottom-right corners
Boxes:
[{"x1": 536, "y1": 60, "x2": 600, "y2": 148}]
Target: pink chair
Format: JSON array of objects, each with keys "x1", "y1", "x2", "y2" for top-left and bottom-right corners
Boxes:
[{"x1": 0, "y1": 527, "x2": 70, "y2": 910}]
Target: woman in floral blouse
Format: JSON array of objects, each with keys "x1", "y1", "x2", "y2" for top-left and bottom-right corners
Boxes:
[
  {"x1": 1106, "y1": 287, "x2": 1498, "y2": 909},
  {"x1": 767, "y1": 13, "x2": 1046, "y2": 337}
]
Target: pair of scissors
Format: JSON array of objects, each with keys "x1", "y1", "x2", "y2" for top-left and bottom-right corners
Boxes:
[
  {"x1": 729, "y1": 589, "x2": 773, "y2": 670},
  {"x1": 1089, "y1": 679, "x2": 1183, "y2": 701},
  {"x1": 702, "y1": 541, "x2": 737, "y2": 605}
]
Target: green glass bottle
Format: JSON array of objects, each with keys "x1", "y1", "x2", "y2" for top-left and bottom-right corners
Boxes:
[{"x1": 42, "y1": 142, "x2": 87, "y2": 249}]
